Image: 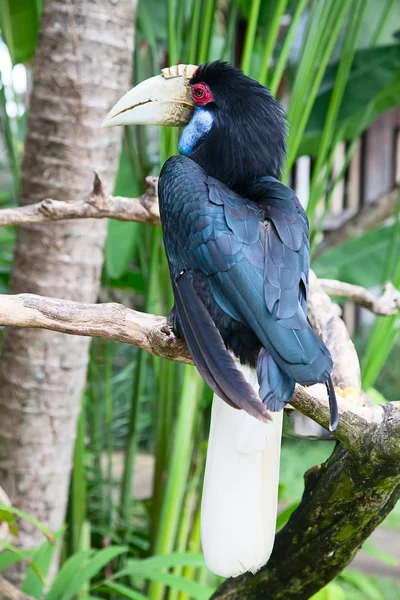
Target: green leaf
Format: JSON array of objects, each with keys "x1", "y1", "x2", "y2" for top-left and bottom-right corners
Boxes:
[
  {"x1": 115, "y1": 553, "x2": 205, "y2": 578},
  {"x1": 313, "y1": 224, "x2": 400, "y2": 288},
  {"x1": 21, "y1": 529, "x2": 64, "y2": 598},
  {"x1": 130, "y1": 571, "x2": 213, "y2": 600},
  {"x1": 46, "y1": 551, "x2": 94, "y2": 600},
  {"x1": 0, "y1": 0, "x2": 42, "y2": 65},
  {"x1": 365, "y1": 388, "x2": 390, "y2": 405},
  {"x1": 0, "y1": 541, "x2": 45, "y2": 584},
  {"x1": 0, "y1": 548, "x2": 34, "y2": 572},
  {"x1": 0, "y1": 510, "x2": 18, "y2": 536},
  {"x1": 47, "y1": 546, "x2": 127, "y2": 600},
  {"x1": 311, "y1": 581, "x2": 346, "y2": 600},
  {"x1": 0, "y1": 504, "x2": 54, "y2": 543},
  {"x1": 105, "y1": 270, "x2": 145, "y2": 293},
  {"x1": 361, "y1": 540, "x2": 398, "y2": 566},
  {"x1": 104, "y1": 143, "x2": 142, "y2": 280},
  {"x1": 276, "y1": 502, "x2": 299, "y2": 531},
  {"x1": 105, "y1": 221, "x2": 139, "y2": 280},
  {"x1": 300, "y1": 45, "x2": 400, "y2": 156},
  {"x1": 340, "y1": 569, "x2": 384, "y2": 600},
  {"x1": 99, "y1": 582, "x2": 149, "y2": 600}
]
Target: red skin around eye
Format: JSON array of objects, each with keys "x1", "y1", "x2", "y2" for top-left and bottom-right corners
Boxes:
[{"x1": 192, "y1": 83, "x2": 214, "y2": 105}]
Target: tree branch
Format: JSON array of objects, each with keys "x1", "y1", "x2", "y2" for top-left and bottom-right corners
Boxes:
[
  {"x1": 212, "y1": 440, "x2": 400, "y2": 600},
  {"x1": 319, "y1": 279, "x2": 400, "y2": 315},
  {"x1": 0, "y1": 576, "x2": 34, "y2": 600},
  {"x1": 0, "y1": 290, "x2": 395, "y2": 458},
  {"x1": 0, "y1": 293, "x2": 191, "y2": 365},
  {"x1": 0, "y1": 174, "x2": 161, "y2": 227},
  {"x1": 308, "y1": 272, "x2": 361, "y2": 390},
  {"x1": 315, "y1": 187, "x2": 399, "y2": 258},
  {"x1": 0, "y1": 182, "x2": 397, "y2": 269}
]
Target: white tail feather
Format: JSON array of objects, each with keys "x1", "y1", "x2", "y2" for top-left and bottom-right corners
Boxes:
[{"x1": 201, "y1": 363, "x2": 283, "y2": 578}]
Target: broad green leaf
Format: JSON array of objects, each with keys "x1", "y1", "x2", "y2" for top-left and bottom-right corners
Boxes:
[
  {"x1": 313, "y1": 224, "x2": 400, "y2": 288},
  {"x1": 105, "y1": 270, "x2": 145, "y2": 293},
  {"x1": 21, "y1": 529, "x2": 64, "y2": 598},
  {"x1": 105, "y1": 221, "x2": 139, "y2": 280},
  {"x1": 0, "y1": 0, "x2": 42, "y2": 65},
  {"x1": 339, "y1": 66, "x2": 400, "y2": 144},
  {"x1": 47, "y1": 546, "x2": 127, "y2": 600},
  {"x1": 105, "y1": 143, "x2": 142, "y2": 279},
  {"x1": 114, "y1": 553, "x2": 205, "y2": 578},
  {"x1": 137, "y1": 0, "x2": 167, "y2": 41},
  {"x1": 300, "y1": 45, "x2": 400, "y2": 156}
]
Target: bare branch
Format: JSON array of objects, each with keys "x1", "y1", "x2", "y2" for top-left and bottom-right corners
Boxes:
[
  {"x1": 290, "y1": 383, "x2": 384, "y2": 456},
  {"x1": 0, "y1": 576, "x2": 34, "y2": 600},
  {"x1": 0, "y1": 293, "x2": 191, "y2": 364},
  {"x1": 315, "y1": 187, "x2": 399, "y2": 258},
  {"x1": 319, "y1": 279, "x2": 400, "y2": 316},
  {"x1": 308, "y1": 272, "x2": 361, "y2": 390},
  {"x1": 0, "y1": 291, "x2": 391, "y2": 455},
  {"x1": 0, "y1": 174, "x2": 160, "y2": 227}
]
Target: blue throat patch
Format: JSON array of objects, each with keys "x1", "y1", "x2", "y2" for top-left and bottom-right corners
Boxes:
[{"x1": 178, "y1": 108, "x2": 214, "y2": 156}]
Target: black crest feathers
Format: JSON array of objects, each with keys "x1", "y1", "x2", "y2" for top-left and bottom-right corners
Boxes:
[{"x1": 188, "y1": 60, "x2": 287, "y2": 189}]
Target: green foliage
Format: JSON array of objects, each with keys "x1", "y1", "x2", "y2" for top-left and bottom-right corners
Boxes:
[
  {"x1": 313, "y1": 224, "x2": 400, "y2": 288},
  {"x1": 21, "y1": 531, "x2": 64, "y2": 599},
  {"x1": 1, "y1": 0, "x2": 400, "y2": 599},
  {"x1": 0, "y1": 0, "x2": 42, "y2": 65},
  {"x1": 47, "y1": 546, "x2": 128, "y2": 600},
  {"x1": 0, "y1": 504, "x2": 54, "y2": 543},
  {"x1": 301, "y1": 45, "x2": 400, "y2": 157}
]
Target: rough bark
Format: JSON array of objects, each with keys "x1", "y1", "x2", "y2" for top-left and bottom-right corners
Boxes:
[
  {"x1": 0, "y1": 175, "x2": 159, "y2": 227},
  {"x1": 211, "y1": 439, "x2": 400, "y2": 600},
  {"x1": 0, "y1": 576, "x2": 34, "y2": 600},
  {"x1": 319, "y1": 279, "x2": 400, "y2": 316},
  {"x1": 0, "y1": 0, "x2": 136, "y2": 575}
]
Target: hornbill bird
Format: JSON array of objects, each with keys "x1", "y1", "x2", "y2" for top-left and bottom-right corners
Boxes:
[{"x1": 103, "y1": 61, "x2": 338, "y2": 578}]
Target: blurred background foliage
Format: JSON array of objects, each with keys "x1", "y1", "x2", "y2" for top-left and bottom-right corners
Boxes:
[{"x1": 0, "y1": 0, "x2": 400, "y2": 598}]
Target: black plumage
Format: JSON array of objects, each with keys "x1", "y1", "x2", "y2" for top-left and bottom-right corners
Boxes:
[{"x1": 159, "y1": 61, "x2": 338, "y2": 429}]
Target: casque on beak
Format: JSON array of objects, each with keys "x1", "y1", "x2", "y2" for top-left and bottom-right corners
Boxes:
[{"x1": 101, "y1": 64, "x2": 198, "y2": 128}]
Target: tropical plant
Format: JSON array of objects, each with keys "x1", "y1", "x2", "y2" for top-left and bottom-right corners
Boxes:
[{"x1": 0, "y1": 0, "x2": 399, "y2": 598}]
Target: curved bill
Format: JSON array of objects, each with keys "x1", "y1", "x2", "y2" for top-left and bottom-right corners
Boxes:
[{"x1": 102, "y1": 64, "x2": 198, "y2": 128}]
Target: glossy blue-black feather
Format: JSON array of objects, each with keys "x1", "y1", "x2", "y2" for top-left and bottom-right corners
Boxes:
[{"x1": 159, "y1": 156, "x2": 333, "y2": 415}]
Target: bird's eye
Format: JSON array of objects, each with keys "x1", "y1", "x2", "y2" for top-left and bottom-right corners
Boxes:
[{"x1": 192, "y1": 83, "x2": 213, "y2": 105}]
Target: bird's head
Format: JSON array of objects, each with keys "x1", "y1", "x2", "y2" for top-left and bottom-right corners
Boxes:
[{"x1": 102, "y1": 60, "x2": 287, "y2": 189}]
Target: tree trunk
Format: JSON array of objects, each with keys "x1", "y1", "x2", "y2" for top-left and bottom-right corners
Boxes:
[
  {"x1": 212, "y1": 404, "x2": 400, "y2": 599},
  {"x1": 0, "y1": 0, "x2": 136, "y2": 576}
]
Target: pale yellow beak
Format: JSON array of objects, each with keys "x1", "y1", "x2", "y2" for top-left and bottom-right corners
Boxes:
[{"x1": 101, "y1": 64, "x2": 198, "y2": 128}]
